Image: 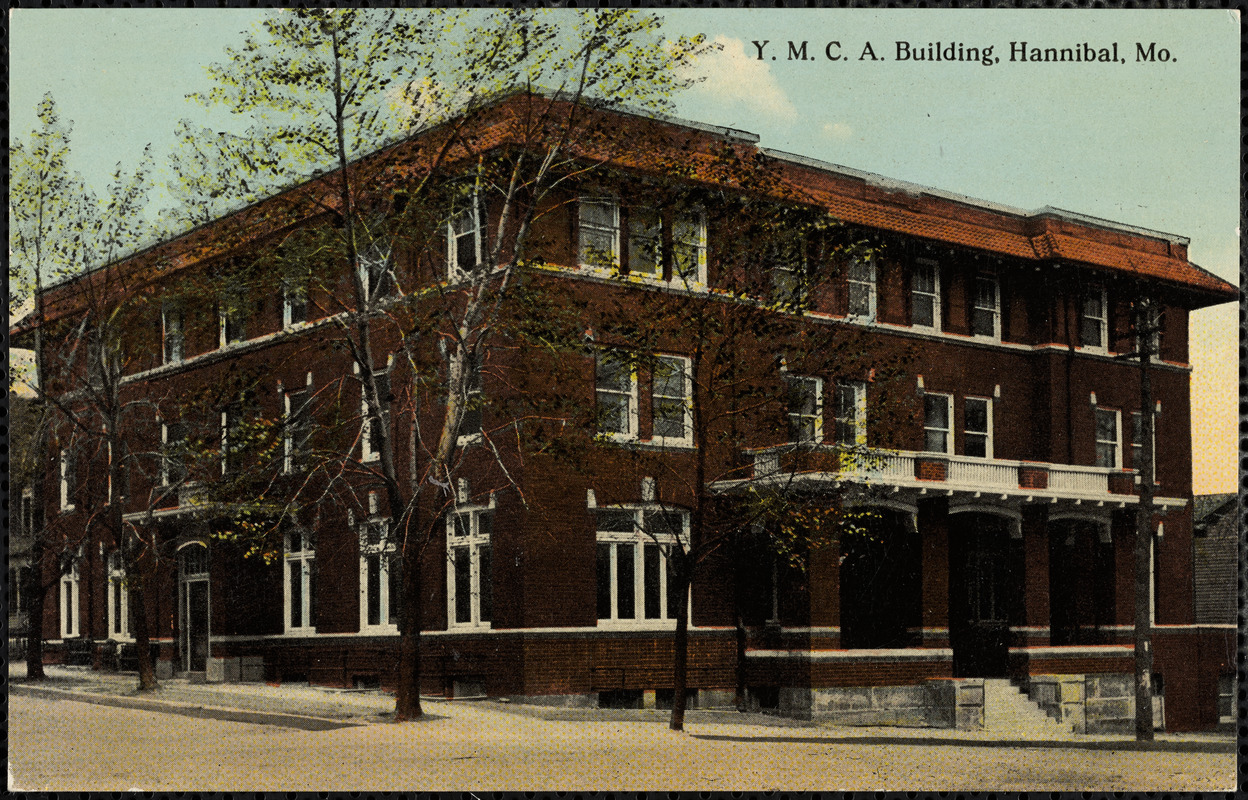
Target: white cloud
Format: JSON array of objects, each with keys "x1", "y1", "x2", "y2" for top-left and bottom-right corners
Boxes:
[
  {"x1": 687, "y1": 36, "x2": 797, "y2": 123},
  {"x1": 822, "y1": 122, "x2": 853, "y2": 141}
]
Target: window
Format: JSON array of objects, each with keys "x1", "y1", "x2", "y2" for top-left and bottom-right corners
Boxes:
[
  {"x1": 651, "y1": 355, "x2": 692, "y2": 445},
  {"x1": 1080, "y1": 287, "x2": 1107, "y2": 351},
  {"x1": 107, "y1": 552, "x2": 131, "y2": 640},
  {"x1": 361, "y1": 363, "x2": 391, "y2": 462},
  {"x1": 1133, "y1": 300, "x2": 1163, "y2": 360},
  {"x1": 971, "y1": 270, "x2": 1000, "y2": 339},
  {"x1": 284, "y1": 378, "x2": 313, "y2": 473},
  {"x1": 162, "y1": 302, "x2": 184, "y2": 364},
  {"x1": 785, "y1": 375, "x2": 823, "y2": 444},
  {"x1": 282, "y1": 279, "x2": 308, "y2": 328},
  {"x1": 1131, "y1": 411, "x2": 1157, "y2": 477},
  {"x1": 358, "y1": 232, "x2": 394, "y2": 302},
  {"x1": 627, "y1": 206, "x2": 662, "y2": 278},
  {"x1": 769, "y1": 236, "x2": 808, "y2": 308},
  {"x1": 59, "y1": 448, "x2": 75, "y2": 512},
  {"x1": 911, "y1": 259, "x2": 940, "y2": 330},
  {"x1": 359, "y1": 517, "x2": 399, "y2": 631},
  {"x1": 578, "y1": 197, "x2": 620, "y2": 268},
  {"x1": 457, "y1": 356, "x2": 483, "y2": 443},
  {"x1": 60, "y1": 555, "x2": 80, "y2": 638},
  {"x1": 447, "y1": 506, "x2": 493, "y2": 628},
  {"x1": 964, "y1": 397, "x2": 992, "y2": 459},
  {"x1": 21, "y1": 487, "x2": 42, "y2": 539},
  {"x1": 285, "y1": 528, "x2": 315, "y2": 632},
  {"x1": 596, "y1": 507, "x2": 686, "y2": 626},
  {"x1": 923, "y1": 393, "x2": 953, "y2": 454},
  {"x1": 221, "y1": 405, "x2": 243, "y2": 475},
  {"x1": 596, "y1": 351, "x2": 638, "y2": 440},
  {"x1": 833, "y1": 381, "x2": 867, "y2": 447},
  {"x1": 671, "y1": 210, "x2": 707, "y2": 287},
  {"x1": 847, "y1": 257, "x2": 876, "y2": 320},
  {"x1": 161, "y1": 421, "x2": 189, "y2": 486},
  {"x1": 219, "y1": 289, "x2": 246, "y2": 346},
  {"x1": 1095, "y1": 408, "x2": 1121, "y2": 469},
  {"x1": 448, "y1": 197, "x2": 483, "y2": 281}
]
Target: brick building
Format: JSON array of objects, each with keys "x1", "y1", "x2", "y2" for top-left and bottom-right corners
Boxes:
[{"x1": 14, "y1": 92, "x2": 1237, "y2": 731}]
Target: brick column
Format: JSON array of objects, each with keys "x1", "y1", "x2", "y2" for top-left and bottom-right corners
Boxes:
[
  {"x1": 1021, "y1": 506, "x2": 1050, "y2": 642},
  {"x1": 919, "y1": 499, "x2": 949, "y2": 645}
]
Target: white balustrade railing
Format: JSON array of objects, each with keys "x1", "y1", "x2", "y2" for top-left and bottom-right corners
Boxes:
[
  {"x1": 1047, "y1": 465, "x2": 1111, "y2": 495},
  {"x1": 947, "y1": 457, "x2": 1016, "y2": 489}
]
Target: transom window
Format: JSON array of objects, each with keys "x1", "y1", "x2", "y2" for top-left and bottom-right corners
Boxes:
[
  {"x1": 578, "y1": 196, "x2": 620, "y2": 268},
  {"x1": 447, "y1": 506, "x2": 493, "y2": 628},
  {"x1": 1080, "y1": 288, "x2": 1107, "y2": 351},
  {"x1": 285, "y1": 528, "x2": 315, "y2": 633},
  {"x1": 847, "y1": 257, "x2": 877, "y2": 321},
  {"x1": 596, "y1": 351, "x2": 638, "y2": 440},
  {"x1": 1095, "y1": 408, "x2": 1121, "y2": 469},
  {"x1": 971, "y1": 270, "x2": 1000, "y2": 339},
  {"x1": 911, "y1": 259, "x2": 940, "y2": 330},
  {"x1": 923, "y1": 393, "x2": 954, "y2": 454},
  {"x1": 596, "y1": 507, "x2": 687, "y2": 626},
  {"x1": 785, "y1": 375, "x2": 823, "y2": 444},
  {"x1": 651, "y1": 355, "x2": 692, "y2": 445},
  {"x1": 359, "y1": 518, "x2": 399, "y2": 631},
  {"x1": 833, "y1": 381, "x2": 867, "y2": 447},
  {"x1": 964, "y1": 397, "x2": 992, "y2": 459}
]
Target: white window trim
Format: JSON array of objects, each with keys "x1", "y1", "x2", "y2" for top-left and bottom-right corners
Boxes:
[
  {"x1": 596, "y1": 351, "x2": 640, "y2": 442},
  {"x1": 446, "y1": 497, "x2": 495, "y2": 630},
  {"x1": 357, "y1": 235, "x2": 395, "y2": 304},
  {"x1": 218, "y1": 290, "x2": 246, "y2": 348},
  {"x1": 358, "y1": 516, "x2": 398, "y2": 634},
  {"x1": 456, "y1": 357, "x2": 484, "y2": 447},
  {"x1": 59, "y1": 449, "x2": 75, "y2": 513},
  {"x1": 107, "y1": 552, "x2": 132, "y2": 642},
  {"x1": 447, "y1": 198, "x2": 483, "y2": 282},
  {"x1": 283, "y1": 373, "x2": 314, "y2": 474},
  {"x1": 669, "y1": 208, "x2": 708, "y2": 289},
  {"x1": 595, "y1": 504, "x2": 691, "y2": 629},
  {"x1": 1079, "y1": 287, "x2": 1109, "y2": 353},
  {"x1": 360, "y1": 357, "x2": 393, "y2": 463},
  {"x1": 963, "y1": 396, "x2": 994, "y2": 460},
  {"x1": 1131, "y1": 411, "x2": 1158, "y2": 477},
  {"x1": 911, "y1": 258, "x2": 941, "y2": 332},
  {"x1": 786, "y1": 374, "x2": 824, "y2": 445},
  {"x1": 923, "y1": 392, "x2": 955, "y2": 455},
  {"x1": 847, "y1": 256, "x2": 877, "y2": 322},
  {"x1": 1095, "y1": 407, "x2": 1123, "y2": 469},
  {"x1": 578, "y1": 196, "x2": 621, "y2": 271},
  {"x1": 60, "y1": 557, "x2": 80, "y2": 639},
  {"x1": 651, "y1": 354, "x2": 694, "y2": 447},
  {"x1": 162, "y1": 301, "x2": 184, "y2": 364},
  {"x1": 834, "y1": 380, "x2": 868, "y2": 447},
  {"x1": 284, "y1": 529, "x2": 315, "y2": 634},
  {"x1": 282, "y1": 279, "x2": 309, "y2": 329},
  {"x1": 971, "y1": 270, "x2": 1001, "y2": 341},
  {"x1": 220, "y1": 410, "x2": 231, "y2": 475}
]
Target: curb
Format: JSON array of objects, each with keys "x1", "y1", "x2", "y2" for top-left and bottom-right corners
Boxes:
[{"x1": 11, "y1": 683, "x2": 367, "y2": 731}]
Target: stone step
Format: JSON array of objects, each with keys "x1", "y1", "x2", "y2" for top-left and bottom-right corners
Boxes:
[{"x1": 982, "y1": 678, "x2": 1070, "y2": 734}]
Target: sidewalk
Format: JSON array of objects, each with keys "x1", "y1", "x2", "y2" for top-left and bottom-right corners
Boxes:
[{"x1": 8, "y1": 663, "x2": 1235, "y2": 752}]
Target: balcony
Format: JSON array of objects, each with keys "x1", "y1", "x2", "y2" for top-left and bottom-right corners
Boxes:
[{"x1": 734, "y1": 445, "x2": 1183, "y2": 510}]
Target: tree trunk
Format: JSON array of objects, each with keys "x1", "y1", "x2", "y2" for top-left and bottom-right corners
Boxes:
[
  {"x1": 394, "y1": 536, "x2": 424, "y2": 721},
  {"x1": 24, "y1": 531, "x2": 47, "y2": 681},
  {"x1": 733, "y1": 604, "x2": 748, "y2": 713},
  {"x1": 131, "y1": 573, "x2": 158, "y2": 691},
  {"x1": 669, "y1": 560, "x2": 691, "y2": 731}
]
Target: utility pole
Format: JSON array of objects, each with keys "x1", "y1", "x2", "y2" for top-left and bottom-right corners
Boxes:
[{"x1": 1130, "y1": 295, "x2": 1158, "y2": 742}]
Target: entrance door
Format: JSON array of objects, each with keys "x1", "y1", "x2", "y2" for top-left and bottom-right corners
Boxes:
[
  {"x1": 949, "y1": 514, "x2": 1015, "y2": 677},
  {"x1": 178, "y1": 544, "x2": 210, "y2": 673}
]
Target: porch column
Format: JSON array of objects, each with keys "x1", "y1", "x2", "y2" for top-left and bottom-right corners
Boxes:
[
  {"x1": 1021, "y1": 506, "x2": 1050, "y2": 644},
  {"x1": 919, "y1": 499, "x2": 949, "y2": 646},
  {"x1": 807, "y1": 545, "x2": 839, "y2": 648}
]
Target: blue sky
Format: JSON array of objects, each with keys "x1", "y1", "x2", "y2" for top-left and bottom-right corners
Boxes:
[{"x1": 9, "y1": 8, "x2": 1239, "y2": 491}]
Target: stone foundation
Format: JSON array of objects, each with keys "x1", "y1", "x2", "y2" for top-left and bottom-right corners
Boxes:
[{"x1": 777, "y1": 678, "x2": 985, "y2": 729}]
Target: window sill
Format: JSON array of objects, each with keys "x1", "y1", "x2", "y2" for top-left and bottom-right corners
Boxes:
[
  {"x1": 282, "y1": 628, "x2": 317, "y2": 636},
  {"x1": 447, "y1": 622, "x2": 493, "y2": 632},
  {"x1": 596, "y1": 620, "x2": 680, "y2": 630},
  {"x1": 358, "y1": 625, "x2": 399, "y2": 635}
]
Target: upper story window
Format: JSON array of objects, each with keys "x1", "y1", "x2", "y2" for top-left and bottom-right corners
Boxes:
[
  {"x1": 448, "y1": 197, "x2": 484, "y2": 282},
  {"x1": 1094, "y1": 407, "x2": 1121, "y2": 469},
  {"x1": 627, "y1": 206, "x2": 662, "y2": 279},
  {"x1": 833, "y1": 380, "x2": 867, "y2": 447},
  {"x1": 219, "y1": 289, "x2": 247, "y2": 347},
  {"x1": 359, "y1": 513, "x2": 399, "y2": 632},
  {"x1": 964, "y1": 397, "x2": 992, "y2": 459},
  {"x1": 971, "y1": 270, "x2": 1000, "y2": 339},
  {"x1": 595, "y1": 350, "x2": 638, "y2": 441},
  {"x1": 20, "y1": 488, "x2": 41, "y2": 539},
  {"x1": 769, "y1": 236, "x2": 808, "y2": 309},
  {"x1": 1132, "y1": 299, "x2": 1163, "y2": 361},
  {"x1": 596, "y1": 506, "x2": 687, "y2": 627},
  {"x1": 1131, "y1": 411, "x2": 1156, "y2": 476},
  {"x1": 671, "y1": 210, "x2": 707, "y2": 287},
  {"x1": 285, "y1": 527, "x2": 315, "y2": 633},
  {"x1": 284, "y1": 376, "x2": 313, "y2": 474},
  {"x1": 282, "y1": 279, "x2": 308, "y2": 328},
  {"x1": 651, "y1": 355, "x2": 692, "y2": 446},
  {"x1": 59, "y1": 448, "x2": 76, "y2": 513},
  {"x1": 161, "y1": 421, "x2": 189, "y2": 486},
  {"x1": 1079, "y1": 287, "x2": 1107, "y2": 351},
  {"x1": 847, "y1": 257, "x2": 877, "y2": 321},
  {"x1": 457, "y1": 355, "x2": 484, "y2": 444},
  {"x1": 911, "y1": 259, "x2": 941, "y2": 330},
  {"x1": 785, "y1": 374, "x2": 823, "y2": 444},
  {"x1": 221, "y1": 403, "x2": 244, "y2": 475},
  {"x1": 923, "y1": 393, "x2": 953, "y2": 454},
  {"x1": 107, "y1": 551, "x2": 131, "y2": 640},
  {"x1": 578, "y1": 196, "x2": 620, "y2": 269},
  {"x1": 361, "y1": 360, "x2": 392, "y2": 463},
  {"x1": 448, "y1": 504, "x2": 493, "y2": 629},
  {"x1": 162, "y1": 301, "x2": 184, "y2": 364},
  {"x1": 358, "y1": 232, "x2": 394, "y2": 303}
]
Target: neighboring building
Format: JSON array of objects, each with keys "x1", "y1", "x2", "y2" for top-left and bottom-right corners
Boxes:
[
  {"x1": 8, "y1": 392, "x2": 43, "y2": 660},
  {"x1": 1193, "y1": 493, "x2": 1238, "y2": 625},
  {"x1": 12, "y1": 92, "x2": 1238, "y2": 731}
]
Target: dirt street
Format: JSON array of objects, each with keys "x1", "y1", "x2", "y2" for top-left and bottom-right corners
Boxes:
[{"x1": 8, "y1": 692, "x2": 1236, "y2": 792}]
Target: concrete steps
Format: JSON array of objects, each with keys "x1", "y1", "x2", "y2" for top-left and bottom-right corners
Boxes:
[{"x1": 982, "y1": 678, "x2": 1071, "y2": 737}]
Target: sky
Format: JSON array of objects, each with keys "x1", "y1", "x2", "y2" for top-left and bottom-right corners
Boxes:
[{"x1": 9, "y1": 8, "x2": 1240, "y2": 493}]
